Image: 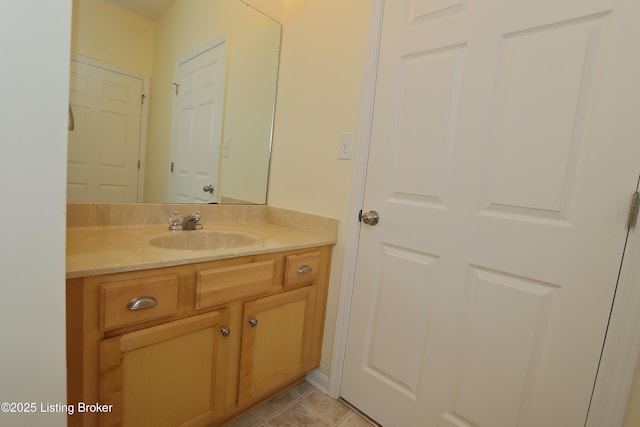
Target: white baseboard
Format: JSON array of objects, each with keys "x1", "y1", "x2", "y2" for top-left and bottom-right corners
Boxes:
[{"x1": 305, "y1": 369, "x2": 330, "y2": 395}]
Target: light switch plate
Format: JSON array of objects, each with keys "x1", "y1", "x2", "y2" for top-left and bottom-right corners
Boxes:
[{"x1": 338, "y1": 133, "x2": 354, "y2": 160}]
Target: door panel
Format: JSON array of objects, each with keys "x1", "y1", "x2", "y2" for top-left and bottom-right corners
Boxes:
[
  {"x1": 392, "y1": 44, "x2": 464, "y2": 206},
  {"x1": 366, "y1": 245, "x2": 438, "y2": 397},
  {"x1": 341, "y1": 1, "x2": 640, "y2": 426},
  {"x1": 448, "y1": 266, "x2": 558, "y2": 427},
  {"x1": 482, "y1": 14, "x2": 605, "y2": 221}
]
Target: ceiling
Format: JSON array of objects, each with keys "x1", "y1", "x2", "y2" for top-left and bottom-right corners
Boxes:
[{"x1": 105, "y1": 0, "x2": 174, "y2": 20}]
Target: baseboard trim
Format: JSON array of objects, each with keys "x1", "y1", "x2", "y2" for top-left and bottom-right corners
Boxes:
[{"x1": 305, "y1": 369, "x2": 329, "y2": 394}]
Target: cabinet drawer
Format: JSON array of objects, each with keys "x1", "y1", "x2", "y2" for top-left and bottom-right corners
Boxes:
[
  {"x1": 284, "y1": 251, "x2": 320, "y2": 289},
  {"x1": 196, "y1": 260, "x2": 274, "y2": 310},
  {"x1": 100, "y1": 274, "x2": 178, "y2": 331}
]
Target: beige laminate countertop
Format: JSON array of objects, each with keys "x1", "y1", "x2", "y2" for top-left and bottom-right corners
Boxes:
[{"x1": 66, "y1": 222, "x2": 336, "y2": 279}]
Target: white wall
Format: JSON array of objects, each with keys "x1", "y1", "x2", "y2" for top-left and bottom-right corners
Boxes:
[{"x1": 0, "y1": 1, "x2": 70, "y2": 426}]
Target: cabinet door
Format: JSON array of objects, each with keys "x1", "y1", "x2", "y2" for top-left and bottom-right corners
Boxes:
[
  {"x1": 239, "y1": 286, "x2": 317, "y2": 403},
  {"x1": 99, "y1": 310, "x2": 229, "y2": 427}
]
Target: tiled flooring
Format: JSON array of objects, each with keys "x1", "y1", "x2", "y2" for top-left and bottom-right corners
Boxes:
[{"x1": 223, "y1": 381, "x2": 378, "y2": 427}]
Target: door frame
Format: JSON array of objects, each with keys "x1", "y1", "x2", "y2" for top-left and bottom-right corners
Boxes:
[
  {"x1": 585, "y1": 187, "x2": 640, "y2": 427},
  {"x1": 324, "y1": 2, "x2": 640, "y2": 426},
  {"x1": 70, "y1": 54, "x2": 150, "y2": 202}
]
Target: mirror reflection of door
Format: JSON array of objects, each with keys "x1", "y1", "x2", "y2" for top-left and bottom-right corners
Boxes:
[
  {"x1": 67, "y1": 58, "x2": 145, "y2": 202},
  {"x1": 170, "y1": 37, "x2": 227, "y2": 204}
]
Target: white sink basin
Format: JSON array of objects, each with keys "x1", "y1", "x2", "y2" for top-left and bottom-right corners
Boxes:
[{"x1": 150, "y1": 230, "x2": 258, "y2": 250}]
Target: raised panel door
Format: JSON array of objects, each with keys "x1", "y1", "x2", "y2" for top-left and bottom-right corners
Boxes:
[
  {"x1": 341, "y1": 0, "x2": 640, "y2": 426},
  {"x1": 170, "y1": 39, "x2": 227, "y2": 203},
  {"x1": 67, "y1": 59, "x2": 143, "y2": 202}
]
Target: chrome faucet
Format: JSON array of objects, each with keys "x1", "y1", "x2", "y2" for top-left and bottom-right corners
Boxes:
[
  {"x1": 168, "y1": 211, "x2": 202, "y2": 231},
  {"x1": 181, "y1": 211, "x2": 202, "y2": 230}
]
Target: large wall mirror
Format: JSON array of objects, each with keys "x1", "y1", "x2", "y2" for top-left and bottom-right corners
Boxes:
[{"x1": 68, "y1": 0, "x2": 281, "y2": 204}]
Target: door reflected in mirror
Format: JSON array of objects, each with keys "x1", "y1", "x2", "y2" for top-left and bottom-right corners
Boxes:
[{"x1": 68, "y1": 0, "x2": 281, "y2": 204}]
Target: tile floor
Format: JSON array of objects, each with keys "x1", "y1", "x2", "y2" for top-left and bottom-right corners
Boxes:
[{"x1": 223, "y1": 381, "x2": 379, "y2": 427}]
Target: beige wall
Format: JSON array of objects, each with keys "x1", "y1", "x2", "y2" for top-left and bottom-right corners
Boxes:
[
  {"x1": 145, "y1": 0, "x2": 280, "y2": 203},
  {"x1": 71, "y1": 0, "x2": 155, "y2": 76},
  {"x1": 267, "y1": 0, "x2": 371, "y2": 375},
  {"x1": 624, "y1": 356, "x2": 640, "y2": 426}
]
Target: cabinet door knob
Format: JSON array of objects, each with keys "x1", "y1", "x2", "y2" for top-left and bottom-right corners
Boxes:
[
  {"x1": 248, "y1": 318, "x2": 258, "y2": 327},
  {"x1": 297, "y1": 265, "x2": 313, "y2": 274},
  {"x1": 126, "y1": 296, "x2": 158, "y2": 311},
  {"x1": 220, "y1": 327, "x2": 231, "y2": 337}
]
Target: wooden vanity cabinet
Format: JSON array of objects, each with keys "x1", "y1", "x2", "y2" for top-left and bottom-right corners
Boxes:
[{"x1": 67, "y1": 245, "x2": 331, "y2": 427}]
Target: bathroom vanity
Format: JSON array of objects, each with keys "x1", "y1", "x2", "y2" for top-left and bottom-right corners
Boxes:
[{"x1": 66, "y1": 205, "x2": 336, "y2": 427}]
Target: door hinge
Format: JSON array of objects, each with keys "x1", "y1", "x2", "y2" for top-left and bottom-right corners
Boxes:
[
  {"x1": 137, "y1": 160, "x2": 141, "y2": 170},
  {"x1": 141, "y1": 94, "x2": 146, "y2": 105},
  {"x1": 628, "y1": 191, "x2": 640, "y2": 229},
  {"x1": 170, "y1": 162, "x2": 174, "y2": 173}
]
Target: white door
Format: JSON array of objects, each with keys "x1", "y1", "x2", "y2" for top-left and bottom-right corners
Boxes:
[
  {"x1": 170, "y1": 39, "x2": 227, "y2": 204},
  {"x1": 67, "y1": 60, "x2": 143, "y2": 202},
  {"x1": 341, "y1": 1, "x2": 640, "y2": 426}
]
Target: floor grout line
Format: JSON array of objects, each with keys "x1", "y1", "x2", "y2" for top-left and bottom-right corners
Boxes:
[
  {"x1": 224, "y1": 381, "x2": 378, "y2": 427},
  {"x1": 259, "y1": 396, "x2": 302, "y2": 424}
]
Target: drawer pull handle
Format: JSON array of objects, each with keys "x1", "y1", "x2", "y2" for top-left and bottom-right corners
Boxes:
[
  {"x1": 127, "y1": 296, "x2": 158, "y2": 311},
  {"x1": 297, "y1": 265, "x2": 313, "y2": 275}
]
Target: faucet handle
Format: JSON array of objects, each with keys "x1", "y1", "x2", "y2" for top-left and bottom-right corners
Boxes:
[
  {"x1": 192, "y1": 211, "x2": 202, "y2": 229},
  {"x1": 169, "y1": 211, "x2": 181, "y2": 225},
  {"x1": 169, "y1": 211, "x2": 182, "y2": 230}
]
